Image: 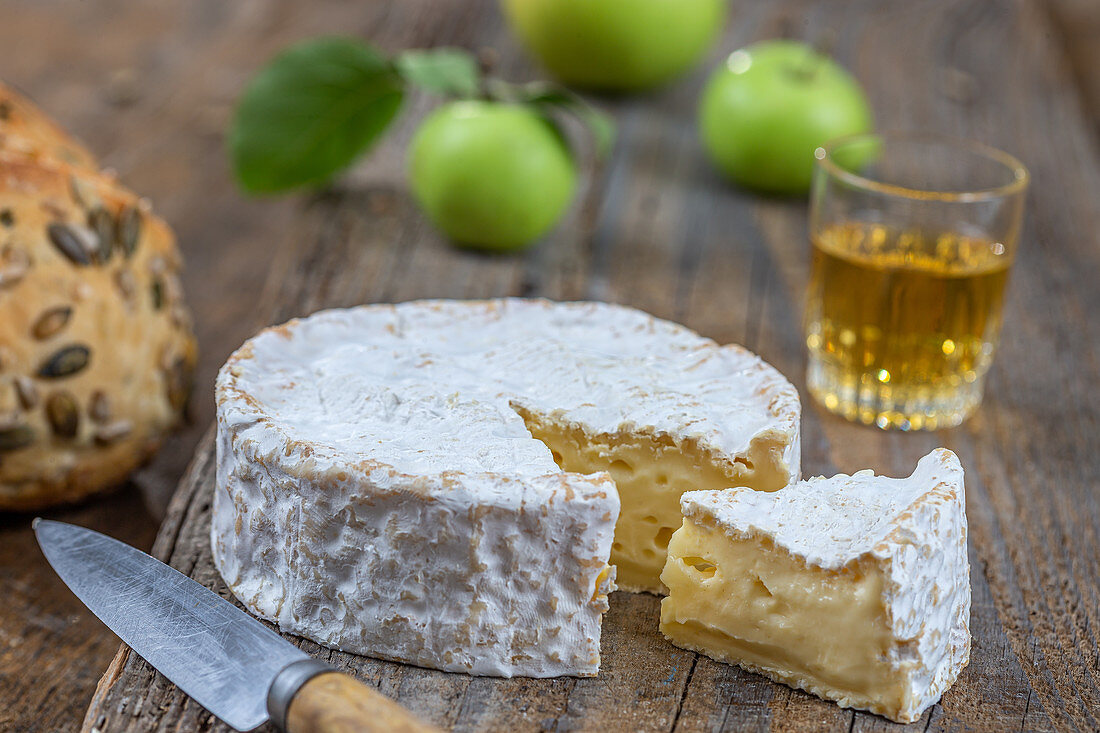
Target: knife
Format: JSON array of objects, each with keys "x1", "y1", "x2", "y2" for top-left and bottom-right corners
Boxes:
[{"x1": 34, "y1": 519, "x2": 439, "y2": 733}]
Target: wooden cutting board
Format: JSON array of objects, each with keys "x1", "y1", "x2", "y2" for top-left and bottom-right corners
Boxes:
[{"x1": 82, "y1": 0, "x2": 1099, "y2": 730}]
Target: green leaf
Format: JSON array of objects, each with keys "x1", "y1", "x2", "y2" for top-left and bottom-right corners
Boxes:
[
  {"x1": 394, "y1": 48, "x2": 481, "y2": 98},
  {"x1": 230, "y1": 37, "x2": 404, "y2": 194},
  {"x1": 487, "y1": 80, "x2": 615, "y2": 158}
]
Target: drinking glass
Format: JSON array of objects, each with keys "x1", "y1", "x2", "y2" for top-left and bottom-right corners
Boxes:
[{"x1": 805, "y1": 133, "x2": 1028, "y2": 430}]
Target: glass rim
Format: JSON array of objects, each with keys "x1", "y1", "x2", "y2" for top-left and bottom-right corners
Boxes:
[{"x1": 814, "y1": 132, "x2": 1030, "y2": 203}]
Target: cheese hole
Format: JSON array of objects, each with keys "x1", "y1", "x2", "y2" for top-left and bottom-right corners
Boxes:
[
  {"x1": 734, "y1": 456, "x2": 755, "y2": 471},
  {"x1": 550, "y1": 450, "x2": 564, "y2": 466},
  {"x1": 609, "y1": 459, "x2": 633, "y2": 476},
  {"x1": 750, "y1": 575, "x2": 773, "y2": 598},
  {"x1": 612, "y1": 542, "x2": 624, "y2": 552},
  {"x1": 642, "y1": 515, "x2": 659, "y2": 524},
  {"x1": 682, "y1": 556, "x2": 717, "y2": 578},
  {"x1": 654, "y1": 526, "x2": 675, "y2": 550},
  {"x1": 656, "y1": 473, "x2": 669, "y2": 485},
  {"x1": 642, "y1": 548, "x2": 657, "y2": 559}
]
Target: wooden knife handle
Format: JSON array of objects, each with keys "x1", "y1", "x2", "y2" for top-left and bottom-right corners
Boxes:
[
  {"x1": 268, "y1": 659, "x2": 439, "y2": 733},
  {"x1": 285, "y1": 671, "x2": 440, "y2": 733}
]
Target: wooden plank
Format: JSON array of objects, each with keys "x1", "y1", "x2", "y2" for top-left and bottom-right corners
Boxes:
[
  {"x1": 71, "y1": 0, "x2": 1100, "y2": 731},
  {"x1": 0, "y1": 2, "x2": 313, "y2": 729},
  {"x1": 0, "y1": 488, "x2": 156, "y2": 733},
  {"x1": 1049, "y1": 0, "x2": 1100, "y2": 133},
  {"x1": 0, "y1": 2, "x2": 516, "y2": 729}
]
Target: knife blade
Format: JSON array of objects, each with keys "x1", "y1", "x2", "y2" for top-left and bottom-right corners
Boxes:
[{"x1": 35, "y1": 519, "x2": 437, "y2": 733}]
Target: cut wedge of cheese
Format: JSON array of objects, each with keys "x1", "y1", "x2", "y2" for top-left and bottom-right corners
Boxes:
[
  {"x1": 212, "y1": 299, "x2": 799, "y2": 677},
  {"x1": 660, "y1": 448, "x2": 969, "y2": 722}
]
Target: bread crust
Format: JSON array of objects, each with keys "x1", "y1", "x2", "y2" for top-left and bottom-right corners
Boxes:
[
  {"x1": 0, "y1": 150, "x2": 196, "y2": 510},
  {"x1": 0, "y1": 82, "x2": 97, "y2": 170}
]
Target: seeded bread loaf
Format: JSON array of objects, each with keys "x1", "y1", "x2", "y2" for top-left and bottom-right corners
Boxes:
[
  {"x1": 0, "y1": 82, "x2": 96, "y2": 170},
  {"x1": 0, "y1": 148, "x2": 196, "y2": 509}
]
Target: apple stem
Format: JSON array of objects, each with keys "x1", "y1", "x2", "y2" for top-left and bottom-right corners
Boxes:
[
  {"x1": 475, "y1": 48, "x2": 497, "y2": 101},
  {"x1": 791, "y1": 28, "x2": 838, "y2": 82},
  {"x1": 792, "y1": 55, "x2": 817, "y2": 82},
  {"x1": 477, "y1": 47, "x2": 498, "y2": 77},
  {"x1": 813, "y1": 28, "x2": 838, "y2": 61}
]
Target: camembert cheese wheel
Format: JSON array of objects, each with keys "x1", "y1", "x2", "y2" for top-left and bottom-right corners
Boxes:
[{"x1": 213, "y1": 299, "x2": 800, "y2": 677}]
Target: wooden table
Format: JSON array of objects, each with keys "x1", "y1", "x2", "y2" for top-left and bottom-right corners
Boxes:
[{"x1": 2, "y1": 0, "x2": 1099, "y2": 730}]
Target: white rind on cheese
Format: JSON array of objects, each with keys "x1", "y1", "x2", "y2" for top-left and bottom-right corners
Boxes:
[
  {"x1": 664, "y1": 448, "x2": 970, "y2": 721},
  {"x1": 212, "y1": 298, "x2": 800, "y2": 677},
  {"x1": 213, "y1": 424, "x2": 618, "y2": 677}
]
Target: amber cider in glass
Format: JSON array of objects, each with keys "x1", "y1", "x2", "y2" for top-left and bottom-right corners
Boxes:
[
  {"x1": 805, "y1": 221, "x2": 1012, "y2": 429},
  {"x1": 806, "y1": 133, "x2": 1027, "y2": 430}
]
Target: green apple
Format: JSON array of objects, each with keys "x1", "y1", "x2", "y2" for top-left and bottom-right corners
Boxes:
[
  {"x1": 500, "y1": 0, "x2": 726, "y2": 92},
  {"x1": 408, "y1": 100, "x2": 576, "y2": 252},
  {"x1": 699, "y1": 40, "x2": 873, "y2": 194}
]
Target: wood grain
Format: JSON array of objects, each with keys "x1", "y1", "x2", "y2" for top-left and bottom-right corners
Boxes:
[
  {"x1": 1050, "y1": 0, "x2": 1100, "y2": 136},
  {"x1": 80, "y1": 0, "x2": 1100, "y2": 730},
  {"x1": 286, "y1": 673, "x2": 441, "y2": 733},
  {"x1": 0, "y1": 0, "x2": 1095, "y2": 730},
  {"x1": 0, "y1": 488, "x2": 155, "y2": 733}
]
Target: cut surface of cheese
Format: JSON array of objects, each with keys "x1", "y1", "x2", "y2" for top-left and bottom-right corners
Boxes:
[
  {"x1": 212, "y1": 299, "x2": 800, "y2": 677},
  {"x1": 660, "y1": 448, "x2": 969, "y2": 722},
  {"x1": 520, "y1": 409, "x2": 795, "y2": 592}
]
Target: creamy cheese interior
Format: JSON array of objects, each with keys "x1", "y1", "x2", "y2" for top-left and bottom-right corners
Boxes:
[
  {"x1": 660, "y1": 517, "x2": 907, "y2": 717},
  {"x1": 519, "y1": 408, "x2": 791, "y2": 593}
]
